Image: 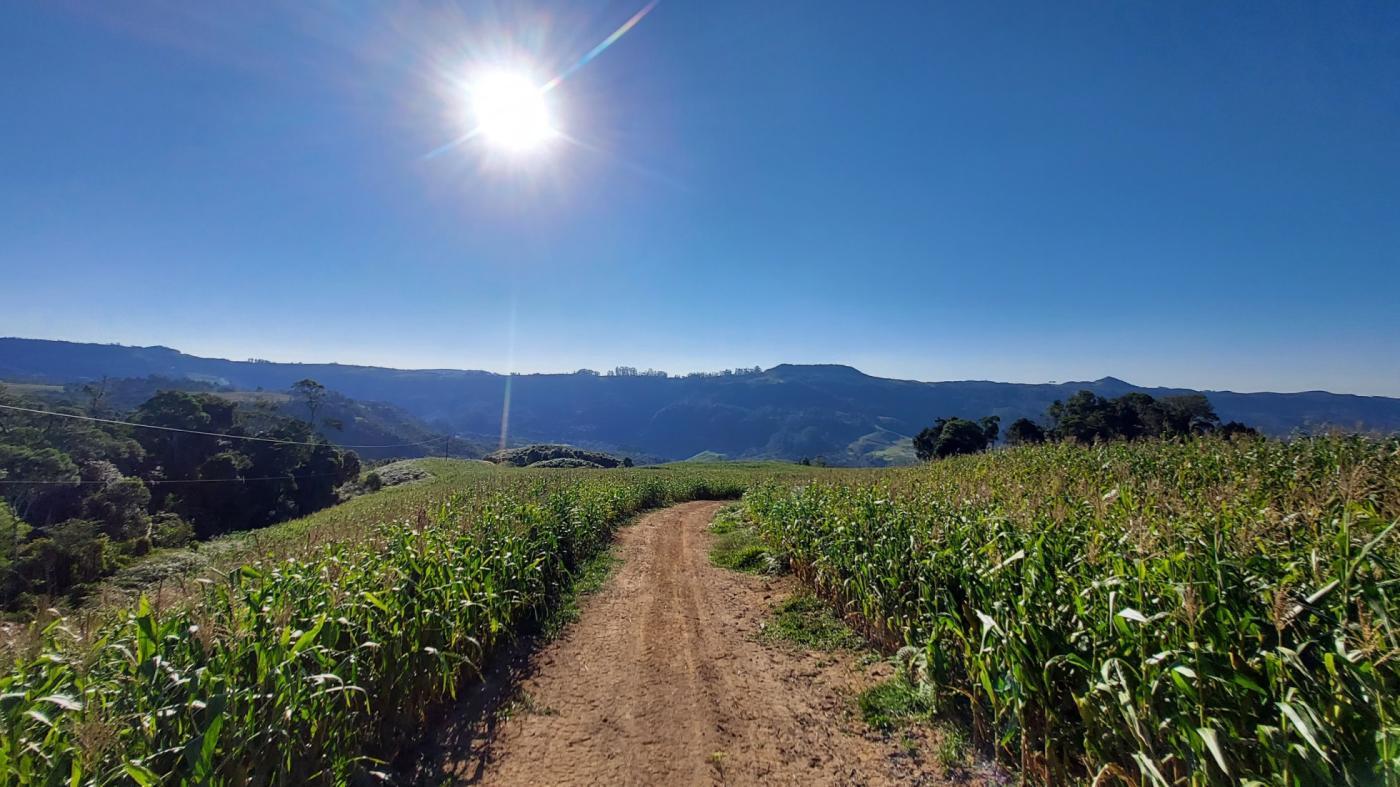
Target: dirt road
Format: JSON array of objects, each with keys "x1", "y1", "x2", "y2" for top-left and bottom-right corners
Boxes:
[{"x1": 416, "y1": 501, "x2": 951, "y2": 785}]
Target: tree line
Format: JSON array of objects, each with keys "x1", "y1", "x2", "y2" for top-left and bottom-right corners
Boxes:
[
  {"x1": 573, "y1": 366, "x2": 765, "y2": 379},
  {"x1": 914, "y1": 390, "x2": 1258, "y2": 460},
  {"x1": 0, "y1": 379, "x2": 360, "y2": 608}
]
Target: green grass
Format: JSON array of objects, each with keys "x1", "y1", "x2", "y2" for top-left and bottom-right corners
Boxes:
[
  {"x1": 539, "y1": 546, "x2": 621, "y2": 641},
  {"x1": 858, "y1": 676, "x2": 935, "y2": 732},
  {"x1": 708, "y1": 505, "x2": 780, "y2": 574},
  {"x1": 760, "y1": 594, "x2": 864, "y2": 651},
  {"x1": 843, "y1": 427, "x2": 919, "y2": 466}
]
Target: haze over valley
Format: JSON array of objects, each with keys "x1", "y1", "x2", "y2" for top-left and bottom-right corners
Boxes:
[{"x1": 5, "y1": 337, "x2": 1399, "y2": 465}]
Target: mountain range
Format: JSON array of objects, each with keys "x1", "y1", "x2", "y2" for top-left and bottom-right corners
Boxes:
[{"x1": 3, "y1": 338, "x2": 1398, "y2": 465}]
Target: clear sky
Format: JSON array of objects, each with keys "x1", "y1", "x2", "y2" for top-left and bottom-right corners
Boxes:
[{"x1": 2, "y1": 2, "x2": 1397, "y2": 395}]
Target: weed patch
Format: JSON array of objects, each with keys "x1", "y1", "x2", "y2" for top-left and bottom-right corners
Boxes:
[
  {"x1": 761, "y1": 594, "x2": 863, "y2": 651},
  {"x1": 858, "y1": 677, "x2": 934, "y2": 732},
  {"x1": 496, "y1": 689, "x2": 558, "y2": 721},
  {"x1": 709, "y1": 506, "x2": 781, "y2": 574}
]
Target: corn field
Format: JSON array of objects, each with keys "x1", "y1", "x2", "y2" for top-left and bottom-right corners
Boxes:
[
  {"x1": 0, "y1": 468, "x2": 746, "y2": 783},
  {"x1": 746, "y1": 436, "x2": 1400, "y2": 785},
  {"x1": 4, "y1": 440, "x2": 1396, "y2": 785}
]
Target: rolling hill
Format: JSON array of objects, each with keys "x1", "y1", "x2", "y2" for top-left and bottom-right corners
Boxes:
[{"x1": 4, "y1": 338, "x2": 1399, "y2": 465}]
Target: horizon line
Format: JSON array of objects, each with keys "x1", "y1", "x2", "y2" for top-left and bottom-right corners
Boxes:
[{"x1": 2, "y1": 335, "x2": 1395, "y2": 401}]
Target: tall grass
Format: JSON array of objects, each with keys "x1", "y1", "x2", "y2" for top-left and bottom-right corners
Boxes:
[
  {"x1": 0, "y1": 468, "x2": 747, "y2": 783},
  {"x1": 746, "y1": 437, "x2": 1400, "y2": 784}
]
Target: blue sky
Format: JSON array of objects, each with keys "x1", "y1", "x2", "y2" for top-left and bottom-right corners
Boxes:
[{"x1": 2, "y1": 2, "x2": 1397, "y2": 395}]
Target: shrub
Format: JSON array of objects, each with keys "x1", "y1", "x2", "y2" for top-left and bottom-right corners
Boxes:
[{"x1": 149, "y1": 512, "x2": 194, "y2": 548}]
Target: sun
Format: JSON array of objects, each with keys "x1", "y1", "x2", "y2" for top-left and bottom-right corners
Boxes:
[{"x1": 469, "y1": 71, "x2": 555, "y2": 153}]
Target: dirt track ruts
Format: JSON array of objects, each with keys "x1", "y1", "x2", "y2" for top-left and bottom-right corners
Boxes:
[{"x1": 416, "y1": 500, "x2": 954, "y2": 785}]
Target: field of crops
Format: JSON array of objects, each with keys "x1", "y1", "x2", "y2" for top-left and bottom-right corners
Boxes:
[
  {"x1": 0, "y1": 465, "x2": 765, "y2": 783},
  {"x1": 746, "y1": 437, "x2": 1399, "y2": 784},
  {"x1": 94, "y1": 459, "x2": 523, "y2": 603},
  {"x1": 3, "y1": 438, "x2": 1396, "y2": 785}
]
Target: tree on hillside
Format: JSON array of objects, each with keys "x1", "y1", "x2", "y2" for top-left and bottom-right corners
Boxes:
[
  {"x1": 1006, "y1": 418, "x2": 1047, "y2": 446},
  {"x1": 0, "y1": 500, "x2": 29, "y2": 575},
  {"x1": 913, "y1": 419, "x2": 947, "y2": 461},
  {"x1": 1160, "y1": 394, "x2": 1220, "y2": 435},
  {"x1": 1219, "y1": 420, "x2": 1260, "y2": 438},
  {"x1": 1048, "y1": 391, "x2": 1115, "y2": 443},
  {"x1": 979, "y1": 415, "x2": 1000, "y2": 446},
  {"x1": 1110, "y1": 392, "x2": 1163, "y2": 439},
  {"x1": 80, "y1": 377, "x2": 110, "y2": 416},
  {"x1": 1048, "y1": 390, "x2": 1229, "y2": 442},
  {"x1": 914, "y1": 417, "x2": 992, "y2": 461},
  {"x1": 292, "y1": 379, "x2": 327, "y2": 431},
  {"x1": 134, "y1": 391, "x2": 236, "y2": 481},
  {"x1": 0, "y1": 445, "x2": 79, "y2": 521},
  {"x1": 82, "y1": 477, "x2": 151, "y2": 541},
  {"x1": 0, "y1": 385, "x2": 368, "y2": 607}
]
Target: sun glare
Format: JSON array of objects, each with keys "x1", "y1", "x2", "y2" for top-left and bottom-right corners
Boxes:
[{"x1": 469, "y1": 71, "x2": 555, "y2": 153}]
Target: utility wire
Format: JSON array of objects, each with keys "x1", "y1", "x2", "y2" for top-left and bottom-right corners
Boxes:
[
  {"x1": 0, "y1": 403, "x2": 442, "y2": 449},
  {"x1": 0, "y1": 472, "x2": 346, "y2": 487}
]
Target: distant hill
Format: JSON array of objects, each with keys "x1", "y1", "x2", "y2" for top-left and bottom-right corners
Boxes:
[
  {"x1": 4, "y1": 338, "x2": 1399, "y2": 465},
  {"x1": 262, "y1": 389, "x2": 488, "y2": 462},
  {"x1": 0, "y1": 368, "x2": 481, "y2": 461}
]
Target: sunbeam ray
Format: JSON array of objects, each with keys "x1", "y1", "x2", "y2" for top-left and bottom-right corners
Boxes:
[
  {"x1": 422, "y1": 128, "x2": 481, "y2": 160},
  {"x1": 554, "y1": 130, "x2": 687, "y2": 190}
]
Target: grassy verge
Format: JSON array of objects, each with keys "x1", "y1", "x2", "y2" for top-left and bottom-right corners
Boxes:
[
  {"x1": 858, "y1": 676, "x2": 974, "y2": 773},
  {"x1": 760, "y1": 594, "x2": 864, "y2": 650},
  {"x1": 858, "y1": 676, "x2": 935, "y2": 731},
  {"x1": 708, "y1": 505, "x2": 781, "y2": 574},
  {"x1": 538, "y1": 546, "x2": 621, "y2": 641},
  {"x1": 705, "y1": 483, "x2": 990, "y2": 777}
]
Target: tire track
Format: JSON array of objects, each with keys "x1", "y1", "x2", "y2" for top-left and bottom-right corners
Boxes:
[{"x1": 418, "y1": 501, "x2": 955, "y2": 785}]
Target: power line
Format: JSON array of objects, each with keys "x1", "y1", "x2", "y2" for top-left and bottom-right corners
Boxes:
[
  {"x1": 0, "y1": 403, "x2": 441, "y2": 449},
  {"x1": 0, "y1": 472, "x2": 345, "y2": 487}
]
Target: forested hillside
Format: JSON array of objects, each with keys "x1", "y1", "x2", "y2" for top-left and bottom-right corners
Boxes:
[
  {"x1": 5, "y1": 338, "x2": 1400, "y2": 464},
  {"x1": 5, "y1": 373, "x2": 468, "y2": 461},
  {"x1": 0, "y1": 383, "x2": 376, "y2": 607}
]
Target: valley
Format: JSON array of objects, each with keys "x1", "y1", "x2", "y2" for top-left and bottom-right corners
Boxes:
[{"x1": 6, "y1": 338, "x2": 1400, "y2": 465}]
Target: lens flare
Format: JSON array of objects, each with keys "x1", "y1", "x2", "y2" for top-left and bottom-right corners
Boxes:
[{"x1": 426, "y1": 2, "x2": 660, "y2": 161}]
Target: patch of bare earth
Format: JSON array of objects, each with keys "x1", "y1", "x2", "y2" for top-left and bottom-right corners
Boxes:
[{"x1": 412, "y1": 501, "x2": 964, "y2": 786}]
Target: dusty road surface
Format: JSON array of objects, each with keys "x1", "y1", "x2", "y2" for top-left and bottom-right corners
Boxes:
[{"x1": 415, "y1": 500, "x2": 954, "y2": 786}]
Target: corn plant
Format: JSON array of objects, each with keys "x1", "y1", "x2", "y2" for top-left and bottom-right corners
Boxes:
[
  {"x1": 0, "y1": 468, "x2": 748, "y2": 784},
  {"x1": 746, "y1": 436, "x2": 1400, "y2": 785}
]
